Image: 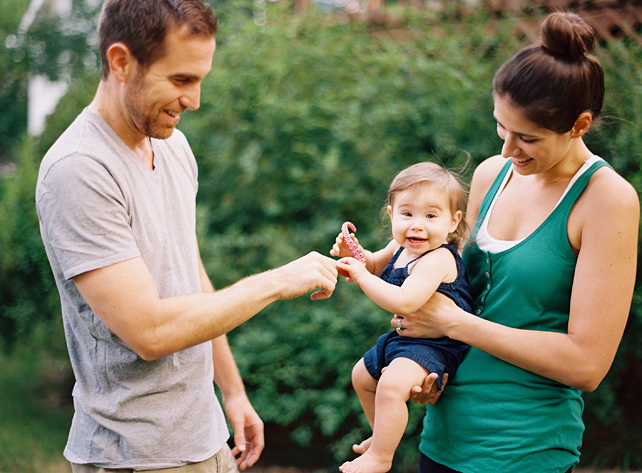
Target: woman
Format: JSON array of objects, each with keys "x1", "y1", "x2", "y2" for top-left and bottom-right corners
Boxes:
[{"x1": 398, "y1": 11, "x2": 639, "y2": 473}]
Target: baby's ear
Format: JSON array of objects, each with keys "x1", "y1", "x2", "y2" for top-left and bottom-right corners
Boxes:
[{"x1": 450, "y1": 210, "x2": 463, "y2": 233}]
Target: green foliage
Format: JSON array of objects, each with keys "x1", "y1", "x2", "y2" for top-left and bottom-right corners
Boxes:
[
  {"x1": 0, "y1": 0, "x2": 101, "y2": 159},
  {"x1": 185, "y1": 4, "x2": 505, "y2": 263},
  {"x1": 4, "y1": 0, "x2": 101, "y2": 83},
  {"x1": 589, "y1": 40, "x2": 642, "y2": 186},
  {"x1": 0, "y1": 0, "x2": 30, "y2": 158},
  {"x1": 0, "y1": 348, "x2": 73, "y2": 472},
  {"x1": 0, "y1": 137, "x2": 62, "y2": 353},
  {"x1": 0, "y1": 3, "x2": 641, "y2": 471}
]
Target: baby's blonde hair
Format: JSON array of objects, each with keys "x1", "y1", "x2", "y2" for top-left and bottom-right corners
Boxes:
[{"x1": 387, "y1": 162, "x2": 469, "y2": 247}]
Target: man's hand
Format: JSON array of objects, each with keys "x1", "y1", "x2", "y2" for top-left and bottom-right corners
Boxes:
[
  {"x1": 409, "y1": 372, "x2": 448, "y2": 406},
  {"x1": 273, "y1": 251, "x2": 338, "y2": 301},
  {"x1": 222, "y1": 393, "x2": 265, "y2": 470}
]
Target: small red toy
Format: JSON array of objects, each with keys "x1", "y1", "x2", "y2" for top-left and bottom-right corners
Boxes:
[{"x1": 341, "y1": 221, "x2": 366, "y2": 264}]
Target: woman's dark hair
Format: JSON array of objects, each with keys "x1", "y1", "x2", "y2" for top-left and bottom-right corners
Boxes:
[
  {"x1": 493, "y1": 12, "x2": 604, "y2": 133},
  {"x1": 98, "y1": 0, "x2": 218, "y2": 80}
]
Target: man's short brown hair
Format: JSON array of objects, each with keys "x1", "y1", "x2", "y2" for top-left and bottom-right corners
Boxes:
[{"x1": 98, "y1": 0, "x2": 218, "y2": 80}]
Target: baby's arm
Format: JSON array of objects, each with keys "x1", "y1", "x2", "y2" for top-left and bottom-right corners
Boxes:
[
  {"x1": 331, "y1": 234, "x2": 396, "y2": 276},
  {"x1": 338, "y1": 247, "x2": 456, "y2": 316}
]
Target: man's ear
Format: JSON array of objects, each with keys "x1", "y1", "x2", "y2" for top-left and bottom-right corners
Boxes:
[{"x1": 105, "y1": 42, "x2": 135, "y2": 83}]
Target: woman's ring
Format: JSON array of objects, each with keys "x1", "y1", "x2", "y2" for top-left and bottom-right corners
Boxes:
[{"x1": 397, "y1": 318, "x2": 405, "y2": 332}]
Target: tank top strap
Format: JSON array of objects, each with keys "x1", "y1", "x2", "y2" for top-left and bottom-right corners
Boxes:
[
  {"x1": 554, "y1": 158, "x2": 611, "y2": 214},
  {"x1": 541, "y1": 157, "x2": 611, "y2": 251},
  {"x1": 388, "y1": 246, "x2": 404, "y2": 265},
  {"x1": 471, "y1": 160, "x2": 512, "y2": 240},
  {"x1": 405, "y1": 245, "x2": 444, "y2": 269}
]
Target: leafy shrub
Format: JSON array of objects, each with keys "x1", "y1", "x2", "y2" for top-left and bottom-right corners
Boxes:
[{"x1": 0, "y1": 137, "x2": 62, "y2": 353}]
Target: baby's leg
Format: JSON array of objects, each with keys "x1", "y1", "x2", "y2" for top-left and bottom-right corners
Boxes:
[
  {"x1": 340, "y1": 357, "x2": 429, "y2": 473},
  {"x1": 352, "y1": 358, "x2": 378, "y2": 429}
]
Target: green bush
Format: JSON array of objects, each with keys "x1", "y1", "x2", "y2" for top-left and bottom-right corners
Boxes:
[
  {"x1": 0, "y1": 137, "x2": 62, "y2": 354},
  {"x1": 0, "y1": 0, "x2": 30, "y2": 159},
  {"x1": 1, "y1": 3, "x2": 640, "y2": 471}
]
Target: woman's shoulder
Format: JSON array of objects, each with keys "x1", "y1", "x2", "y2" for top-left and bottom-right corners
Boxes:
[
  {"x1": 585, "y1": 163, "x2": 639, "y2": 211},
  {"x1": 472, "y1": 155, "x2": 508, "y2": 184},
  {"x1": 467, "y1": 155, "x2": 509, "y2": 223},
  {"x1": 570, "y1": 163, "x2": 640, "y2": 242}
]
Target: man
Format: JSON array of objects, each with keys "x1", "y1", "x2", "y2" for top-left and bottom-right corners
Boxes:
[{"x1": 35, "y1": 1, "x2": 338, "y2": 472}]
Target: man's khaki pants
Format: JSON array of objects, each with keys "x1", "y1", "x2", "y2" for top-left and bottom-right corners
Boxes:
[{"x1": 71, "y1": 443, "x2": 239, "y2": 473}]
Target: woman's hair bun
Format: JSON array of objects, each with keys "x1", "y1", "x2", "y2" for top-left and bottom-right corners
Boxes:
[{"x1": 540, "y1": 12, "x2": 597, "y2": 62}]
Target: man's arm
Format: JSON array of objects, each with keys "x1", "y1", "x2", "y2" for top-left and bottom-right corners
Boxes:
[{"x1": 73, "y1": 250, "x2": 337, "y2": 361}]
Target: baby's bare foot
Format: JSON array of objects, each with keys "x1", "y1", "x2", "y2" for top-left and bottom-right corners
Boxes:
[
  {"x1": 352, "y1": 437, "x2": 372, "y2": 455},
  {"x1": 339, "y1": 450, "x2": 392, "y2": 473}
]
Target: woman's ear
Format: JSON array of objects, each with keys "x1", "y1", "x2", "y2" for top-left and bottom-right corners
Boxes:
[
  {"x1": 570, "y1": 112, "x2": 593, "y2": 139},
  {"x1": 387, "y1": 205, "x2": 393, "y2": 218}
]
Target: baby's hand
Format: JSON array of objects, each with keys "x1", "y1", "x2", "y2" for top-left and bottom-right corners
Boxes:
[
  {"x1": 336, "y1": 257, "x2": 368, "y2": 284},
  {"x1": 330, "y1": 232, "x2": 360, "y2": 258}
]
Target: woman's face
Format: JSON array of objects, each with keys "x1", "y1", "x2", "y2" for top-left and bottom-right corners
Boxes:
[{"x1": 493, "y1": 95, "x2": 576, "y2": 179}]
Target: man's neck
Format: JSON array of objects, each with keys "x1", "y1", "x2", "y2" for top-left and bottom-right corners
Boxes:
[{"x1": 90, "y1": 83, "x2": 155, "y2": 170}]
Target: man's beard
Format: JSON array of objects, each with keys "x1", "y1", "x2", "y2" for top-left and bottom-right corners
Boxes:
[{"x1": 124, "y1": 78, "x2": 175, "y2": 140}]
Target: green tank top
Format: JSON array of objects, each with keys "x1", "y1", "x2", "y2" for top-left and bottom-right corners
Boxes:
[{"x1": 419, "y1": 158, "x2": 610, "y2": 473}]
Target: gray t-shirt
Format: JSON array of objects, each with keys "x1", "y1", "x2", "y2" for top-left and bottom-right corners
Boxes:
[{"x1": 36, "y1": 109, "x2": 228, "y2": 470}]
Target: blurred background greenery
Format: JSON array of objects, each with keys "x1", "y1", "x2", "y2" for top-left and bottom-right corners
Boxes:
[{"x1": 0, "y1": 0, "x2": 641, "y2": 472}]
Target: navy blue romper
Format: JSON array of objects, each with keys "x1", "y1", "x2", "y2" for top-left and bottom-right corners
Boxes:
[{"x1": 362, "y1": 244, "x2": 472, "y2": 389}]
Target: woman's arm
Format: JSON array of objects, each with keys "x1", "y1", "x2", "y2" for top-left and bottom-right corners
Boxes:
[{"x1": 402, "y1": 168, "x2": 639, "y2": 392}]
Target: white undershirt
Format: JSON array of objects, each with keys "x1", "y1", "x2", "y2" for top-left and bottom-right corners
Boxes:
[{"x1": 475, "y1": 155, "x2": 603, "y2": 253}]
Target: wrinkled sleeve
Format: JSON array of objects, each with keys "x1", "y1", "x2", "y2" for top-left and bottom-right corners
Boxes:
[{"x1": 36, "y1": 154, "x2": 140, "y2": 280}]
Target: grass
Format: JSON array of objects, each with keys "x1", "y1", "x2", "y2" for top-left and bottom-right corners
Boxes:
[{"x1": 0, "y1": 349, "x2": 73, "y2": 473}]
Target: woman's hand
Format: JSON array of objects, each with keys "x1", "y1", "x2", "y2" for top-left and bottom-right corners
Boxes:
[
  {"x1": 390, "y1": 292, "x2": 461, "y2": 405},
  {"x1": 390, "y1": 292, "x2": 460, "y2": 339},
  {"x1": 409, "y1": 372, "x2": 449, "y2": 405},
  {"x1": 378, "y1": 367, "x2": 448, "y2": 405}
]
